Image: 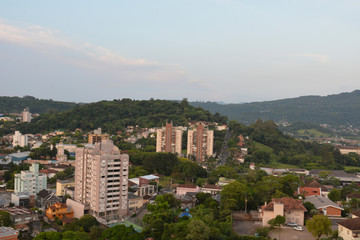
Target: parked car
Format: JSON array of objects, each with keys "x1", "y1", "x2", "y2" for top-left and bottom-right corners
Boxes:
[
  {"x1": 293, "y1": 226, "x2": 304, "y2": 231},
  {"x1": 286, "y1": 222, "x2": 297, "y2": 227}
]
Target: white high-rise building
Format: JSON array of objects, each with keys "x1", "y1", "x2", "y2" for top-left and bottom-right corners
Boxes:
[
  {"x1": 74, "y1": 140, "x2": 128, "y2": 223},
  {"x1": 12, "y1": 131, "x2": 28, "y2": 148},
  {"x1": 20, "y1": 107, "x2": 32, "y2": 123},
  {"x1": 187, "y1": 123, "x2": 214, "y2": 162},
  {"x1": 14, "y1": 163, "x2": 47, "y2": 195},
  {"x1": 156, "y1": 122, "x2": 183, "y2": 155}
]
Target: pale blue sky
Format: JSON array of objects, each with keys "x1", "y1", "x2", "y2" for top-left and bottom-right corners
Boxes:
[{"x1": 0, "y1": 0, "x2": 359, "y2": 103}]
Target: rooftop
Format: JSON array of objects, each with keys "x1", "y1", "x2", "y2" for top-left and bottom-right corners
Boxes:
[
  {"x1": 338, "y1": 218, "x2": 360, "y2": 230},
  {"x1": 140, "y1": 174, "x2": 159, "y2": 180},
  {"x1": 263, "y1": 197, "x2": 307, "y2": 212},
  {"x1": 305, "y1": 195, "x2": 343, "y2": 210},
  {"x1": 0, "y1": 227, "x2": 18, "y2": 238}
]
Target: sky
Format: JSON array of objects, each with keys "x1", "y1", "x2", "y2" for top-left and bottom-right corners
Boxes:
[{"x1": 0, "y1": 0, "x2": 359, "y2": 103}]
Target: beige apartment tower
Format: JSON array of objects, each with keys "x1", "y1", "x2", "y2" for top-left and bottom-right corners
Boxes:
[
  {"x1": 74, "y1": 140, "x2": 128, "y2": 223},
  {"x1": 187, "y1": 123, "x2": 214, "y2": 162},
  {"x1": 156, "y1": 122, "x2": 183, "y2": 155}
]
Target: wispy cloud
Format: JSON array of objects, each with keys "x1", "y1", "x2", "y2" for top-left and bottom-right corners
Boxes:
[
  {"x1": 296, "y1": 54, "x2": 330, "y2": 63},
  {"x1": 0, "y1": 19, "x2": 211, "y2": 92}
]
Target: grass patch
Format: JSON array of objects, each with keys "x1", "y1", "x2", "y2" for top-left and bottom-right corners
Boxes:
[
  {"x1": 159, "y1": 176, "x2": 172, "y2": 188},
  {"x1": 344, "y1": 166, "x2": 360, "y2": 171},
  {"x1": 253, "y1": 141, "x2": 280, "y2": 164},
  {"x1": 297, "y1": 129, "x2": 331, "y2": 138}
]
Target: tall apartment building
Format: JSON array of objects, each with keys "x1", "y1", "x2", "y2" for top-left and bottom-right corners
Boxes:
[
  {"x1": 187, "y1": 123, "x2": 214, "y2": 162},
  {"x1": 20, "y1": 107, "x2": 32, "y2": 123},
  {"x1": 14, "y1": 163, "x2": 47, "y2": 195},
  {"x1": 156, "y1": 122, "x2": 183, "y2": 155},
  {"x1": 74, "y1": 140, "x2": 128, "y2": 223},
  {"x1": 12, "y1": 131, "x2": 28, "y2": 148},
  {"x1": 88, "y1": 128, "x2": 110, "y2": 144}
]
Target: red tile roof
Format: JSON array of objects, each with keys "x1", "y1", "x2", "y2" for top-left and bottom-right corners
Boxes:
[
  {"x1": 347, "y1": 193, "x2": 360, "y2": 199},
  {"x1": 177, "y1": 185, "x2": 198, "y2": 189},
  {"x1": 263, "y1": 197, "x2": 307, "y2": 212},
  {"x1": 338, "y1": 218, "x2": 360, "y2": 230},
  {"x1": 304, "y1": 180, "x2": 328, "y2": 191}
]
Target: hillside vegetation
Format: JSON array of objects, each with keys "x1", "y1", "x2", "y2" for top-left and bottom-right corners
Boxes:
[
  {"x1": 14, "y1": 99, "x2": 227, "y2": 134},
  {"x1": 191, "y1": 90, "x2": 360, "y2": 128},
  {"x1": 0, "y1": 96, "x2": 77, "y2": 113}
]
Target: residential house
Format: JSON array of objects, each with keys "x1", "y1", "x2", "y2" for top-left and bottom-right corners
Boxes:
[
  {"x1": 338, "y1": 217, "x2": 360, "y2": 240},
  {"x1": 0, "y1": 227, "x2": 18, "y2": 240},
  {"x1": 347, "y1": 193, "x2": 360, "y2": 202},
  {"x1": 128, "y1": 193, "x2": 143, "y2": 212},
  {"x1": 201, "y1": 185, "x2": 222, "y2": 195},
  {"x1": 0, "y1": 207, "x2": 37, "y2": 228},
  {"x1": 11, "y1": 192, "x2": 30, "y2": 208},
  {"x1": 37, "y1": 189, "x2": 62, "y2": 209},
  {"x1": 39, "y1": 169, "x2": 58, "y2": 179},
  {"x1": 297, "y1": 180, "x2": 327, "y2": 197},
  {"x1": 45, "y1": 203, "x2": 74, "y2": 221},
  {"x1": 56, "y1": 180, "x2": 75, "y2": 197},
  {"x1": 176, "y1": 185, "x2": 200, "y2": 196},
  {"x1": 261, "y1": 197, "x2": 307, "y2": 227},
  {"x1": 305, "y1": 195, "x2": 343, "y2": 217}
]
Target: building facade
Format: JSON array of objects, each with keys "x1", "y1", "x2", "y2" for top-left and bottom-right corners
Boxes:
[
  {"x1": 187, "y1": 123, "x2": 214, "y2": 162},
  {"x1": 74, "y1": 140, "x2": 128, "y2": 223},
  {"x1": 12, "y1": 131, "x2": 28, "y2": 148},
  {"x1": 14, "y1": 163, "x2": 47, "y2": 195},
  {"x1": 156, "y1": 122, "x2": 183, "y2": 155},
  {"x1": 20, "y1": 107, "x2": 32, "y2": 123}
]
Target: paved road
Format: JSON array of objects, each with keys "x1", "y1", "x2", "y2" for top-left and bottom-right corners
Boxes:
[{"x1": 219, "y1": 128, "x2": 231, "y2": 165}]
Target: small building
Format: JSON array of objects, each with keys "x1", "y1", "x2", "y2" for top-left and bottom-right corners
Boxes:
[
  {"x1": 261, "y1": 197, "x2": 307, "y2": 227},
  {"x1": 338, "y1": 217, "x2": 360, "y2": 240},
  {"x1": 56, "y1": 180, "x2": 75, "y2": 197},
  {"x1": 39, "y1": 169, "x2": 58, "y2": 179},
  {"x1": 347, "y1": 193, "x2": 360, "y2": 202},
  {"x1": 217, "y1": 177, "x2": 235, "y2": 186},
  {"x1": 297, "y1": 180, "x2": 327, "y2": 197},
  {"x1": 176, "y1": 185, "x2": 200, "y2": 196},
  {"x1": 128, "y1": 193, "x2": 143, "y2": 212},
  {"x1": 305, "y1": 195, "x2": 343, "y2": 217},
  {"x1": 0, "y1": 207, "x2": 37, "y2": 227},
  {"x1": 45, "y1": 203, "x2": 74, "y2": 220},
  {"x1": 139, "y1": 175, "x2": 160, "y2": 186},
  {"x1": 0, "y1": 227, "x2": 19, "y2": 240},
  {"x1": 11, "y1": 192, "x2": 30, "y2": 208},
  {"x1": 201, "y1": 185, "x2": 222, "y2": 195},
  {"x1": 37, "y1": 189, "x2": 62, "y2": 209}
]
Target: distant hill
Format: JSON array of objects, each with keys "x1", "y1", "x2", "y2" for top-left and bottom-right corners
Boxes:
[
  {"x1": 0, "y1": 96, "x2": 77, "y2": 114},
  {"x1": 15, "y1": 99, "x2": 228, "y2": 134},
  {"x1": 190, "y1": 90, "x2": 360, "y2": 128}
]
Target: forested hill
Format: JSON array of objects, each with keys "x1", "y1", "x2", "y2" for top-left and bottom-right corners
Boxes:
[
  {"x1": 0, "y1": 96, "x2": 77, "y2": 114},
  {"x1": 190, "y1": 90, "x2": 360, "y2": 127},
  {"x1": 16, "y1": 99, "x2": 228, "y2": 134}
]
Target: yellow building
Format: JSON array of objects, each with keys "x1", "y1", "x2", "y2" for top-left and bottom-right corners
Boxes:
[
  {"x1": 46, "y1": 203, "x2": 74, "y2": 220},
  {"x1": 56, "y1": 180, "x2": 75, "y2": 197}
]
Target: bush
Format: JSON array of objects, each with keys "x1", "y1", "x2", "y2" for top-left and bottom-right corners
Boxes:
[{"x1": 255, "y1": 227, "x2": 270, "y2": 237}]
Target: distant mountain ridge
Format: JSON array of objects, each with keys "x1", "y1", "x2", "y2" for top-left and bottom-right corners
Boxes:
[
  {"x1": 190, "y1": 90, "x2": 360, "y2": 128},
  {"x1": 0, "y1": 96, "x2": 77, "y2": 114}
]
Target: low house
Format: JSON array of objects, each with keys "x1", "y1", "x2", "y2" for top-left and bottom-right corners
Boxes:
[
  {"x1": 0, "y1": 227, "x2": 19, "y2": 240},
  {"x1": 305, "y1": 195, "x2": 343, "y2": 217},
  {"x1": 261, "y1": 197, "x2": 307, "y2": 227},
  {"x1": 0, "y1": 207, "x2": 37, "y2": 228},
  {"x1": 180, "y1": 192, "x2": 197, "y2": 209},
  {"x1": 201, "y1": 185, "x2": 222, "y2": 195},
  {"x1": 56, "y1": 180, "x2": 75, "y2": 197},
  {"x1": 11, "y1": 192, "x2": 30, "y2": 208},
  {"x1": 45, "y1": 203, "x2": 74, "y2": 220},
  {"x1": 309, "y1": 169, "x2": 360, "y2": 185},
  {"x1": 347, "y1": 193, "x2": 360, "y2": 202},
  {"x1": 39, "y1": 169, "x2": 58, "y2": 178},
  {"x1": 128, "y1": 193, "x2": 143, "y2": 212},
  {"x1": 176, "y1": 185, "x2": 200, "y2": 196},
  {"x1": 351, "y1": 210, "x2": 360, "y2": 219},
  {"x1": 297, "y1": 180, "x2": 327, "y2": 197},
  {"x1": 338, "y1": 217, "x2": 360, "y2": 240},
  {"x1": 37, "y1": 189, "x2": 62, "y2": 209}
]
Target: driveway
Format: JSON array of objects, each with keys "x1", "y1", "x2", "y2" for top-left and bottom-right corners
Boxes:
[
  {"x1": 232, "y1": 220, "x2": 262, "y2": 236},
  {"x1": 269, "y1": 227, "x2": 314, "y2": 240}
]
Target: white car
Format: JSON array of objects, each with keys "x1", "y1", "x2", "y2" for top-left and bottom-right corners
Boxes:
[
  {"x1": 293, "y1": 226, "x2": 304, "y2": 231},
  {"x1": 286, "y1": 222, "x2": 297, "y2": 227}
]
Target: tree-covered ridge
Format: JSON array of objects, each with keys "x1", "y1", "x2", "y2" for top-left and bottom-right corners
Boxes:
[
  {"x1": 229, "y1": 120, "x2": 360, "y2": 169},
  {"x1": 16, "y1": 98, "x2": 227, "y2": 134},
  {"x1": 191, "y1": 90, "x2": 360, "y2": 127},
  {"x1": 0, "y1": 96, "x2": 77, "y2": 113}
]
